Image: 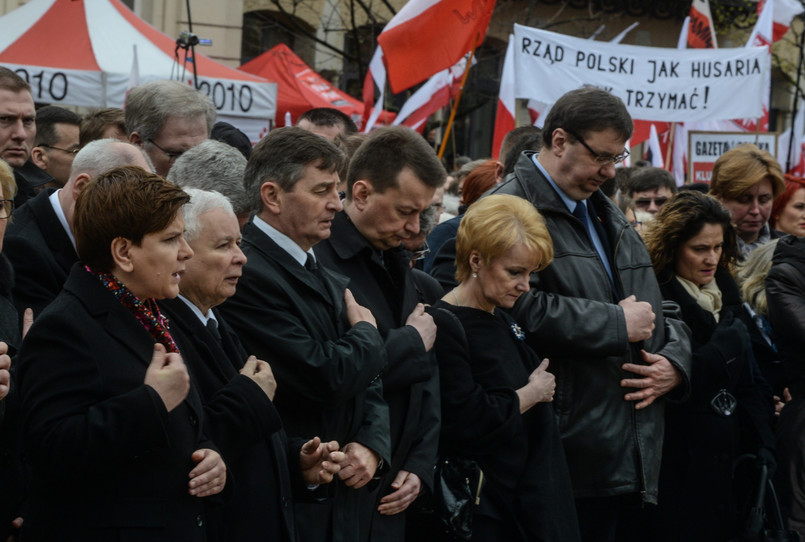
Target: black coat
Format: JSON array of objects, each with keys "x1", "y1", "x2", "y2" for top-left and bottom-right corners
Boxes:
[
  {"x1": 0, "y1": 253, "x2": 22, "y2": 542},
  {"x1": 429, "y1": 301, "x2": 580, "y2": 542},
  {"x1": 160, "y1": 297, "x2": 302, "y2": 542},
  {"x1": 314, "y1": 211, "x2": 441, "y2": 541},
  {"x1": 650, "y1": 268, "x2": 775, "y2": 542},
  {"x1": 4, "y1": 188, "x2": 78, "y2": 319},
  {"x1": 218, "y1": 221, "x2": 390, "y2": 542},
  {"x1": 17, "y1": 265, "x2": 215, "y2": 542}
]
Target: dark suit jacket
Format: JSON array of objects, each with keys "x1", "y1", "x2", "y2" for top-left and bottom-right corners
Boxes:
[
  {"x1": 218, "y1": 221, "x2": 390, "y2": 542},
  {"x1": 314, "y1": 211, "x2": 441, "y2": 541},
  {"x1": 4, "y1": 188, "x2": 78, "y2": 319},
  {"x1": 160, "y1": 297, "x2": 300, "y2": 542},
  {"x1": 17, "y1": 265, "x2": 214, "y2": 542}
]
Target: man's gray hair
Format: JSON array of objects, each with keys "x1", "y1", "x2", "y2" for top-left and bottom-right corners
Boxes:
[
  {"x1": 167, "y1": 140, "x2": 249, "y2": 215},
  {"x1": 125, "y1": 80, "x2": 216, "y2": 142},
  {"x1": 181, "y1": 188, "x2": 235, "y2": 242},
  {"x1": 70, "y1": 139, "x2": 154, "y2": 179}
]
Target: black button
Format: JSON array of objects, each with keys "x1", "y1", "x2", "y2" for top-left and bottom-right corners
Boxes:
[
  {"x1": 189, "y1": 414, "x2": 197, "y2": 426},
  {"x1": 196, "y1": 514, "x2": 204, "y2": 527}
]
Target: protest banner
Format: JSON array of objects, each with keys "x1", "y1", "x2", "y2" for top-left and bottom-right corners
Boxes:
[
  {"x1": 513, "y1": 24, "x2": 770, "y2": 123},
  {"x1": 687, "y1": 130, "x2": 778, "y2": 184}
]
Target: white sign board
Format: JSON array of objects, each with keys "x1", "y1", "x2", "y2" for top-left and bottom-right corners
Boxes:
[
  {"x1": 513, "y1": 24, "x2": 769, "y2": 123},
  {"x1": 687, "y1": 131, "x2": 778, "y2": 184}
]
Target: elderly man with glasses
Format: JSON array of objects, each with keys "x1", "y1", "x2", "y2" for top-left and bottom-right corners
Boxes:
[
  {"x1": 125, "y1": 80, "x2": 215, "y2": 178},
  {"x1": 431, "y1": 87, "x2": 692, "y2": 542}
]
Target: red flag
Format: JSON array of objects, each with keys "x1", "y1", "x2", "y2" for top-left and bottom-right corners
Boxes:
[
  {"x1": 377, "y1": 0, "x2": 496, "y2": 94},
  {"x1": 492, "y1": 36, "x2": 515, "y2": 159},
  {"x1": 769, "y1": 0, "x2": 804, "y2": 42},
  {"x1": 687, "y1": 0, "x2": 718, "y2": 49}
]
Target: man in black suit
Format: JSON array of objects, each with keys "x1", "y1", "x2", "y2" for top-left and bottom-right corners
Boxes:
[
  {"x1": 159, "y1": 188, "x2": 344, "y2": 541},
  {"x1": 0, "y1": 67, "x2": 51, "y2": 207},
  {"x1": 4, "y1": 139, "x2": 152, "y2": 318},
  {"x1": 314, "y1": 125, "x2": 444, "y2": 541},
  {"x1": 218, "y1": 127, "x2": 390, "y2": 542}
]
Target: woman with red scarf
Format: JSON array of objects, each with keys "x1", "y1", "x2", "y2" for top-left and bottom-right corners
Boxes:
[{"x1": 17, "y1": 166, "x2": 225, "y2": 542}]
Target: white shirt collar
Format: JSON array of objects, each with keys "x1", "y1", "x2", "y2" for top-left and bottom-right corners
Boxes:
[
  {"x1": 177, "y1": 294, "x2": 216, "y2": 326},
  {"x1": 252, "y1": 215, "x2": 315, "y2": 267},
  {"x1": 48, "y1": 189, "x2": 76, "y2": 249}
]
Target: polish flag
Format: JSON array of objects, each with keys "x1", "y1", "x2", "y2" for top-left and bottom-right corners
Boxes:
[
  {"x1": 362, "y1": 47, "x2": 387, "y2": 133},
  {"x1": 393, "y1": 54, "x2": 472, "y2": 132},
  {"x1": 491, "y1": 35, "x2": 515, "y2": 159},
  {"x1": 735, "y1": 0, "x2": 774, "y2": 132},
  {"x1": 644, "y1": 123, "x2": 665, "y2": 168},
  {"x1": 770, "y1": 0, "x2": 804, "y2": 42},
  {"x1": 377, "y1": 0, "x2": 496, "y2": 93},
  {"x1": 687, "y1": 0, "x2": 718, "y2": 49},
  {"x1": 779, "y1": 104, "x2": 805, "y2": 174}
]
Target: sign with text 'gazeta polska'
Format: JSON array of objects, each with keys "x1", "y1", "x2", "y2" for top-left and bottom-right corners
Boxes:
[
  {"x1": 687, "y1": 131, "x2": 778, "y2": 184},
  {"x1": 513, "y1": 24, "x2": 769, "y2": 123}
]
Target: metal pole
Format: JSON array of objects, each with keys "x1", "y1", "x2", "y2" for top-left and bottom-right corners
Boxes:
[{"x1": 185, "y1": 0, "x2": 199, "y2": 89}]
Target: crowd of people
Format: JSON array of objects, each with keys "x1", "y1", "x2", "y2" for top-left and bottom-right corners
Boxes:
[{"x1": 0, "y1": 63, "x2": 804, "y2": 542}]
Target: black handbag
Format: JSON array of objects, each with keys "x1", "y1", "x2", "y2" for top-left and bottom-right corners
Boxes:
[
  {"x1": 737, "y1": 457, "x2": 800, "y2": 542},
  {"x1": 433, "y1": 456, "x2": 485, "y2": 541}
]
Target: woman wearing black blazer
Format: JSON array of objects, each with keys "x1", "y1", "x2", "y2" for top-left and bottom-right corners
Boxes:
[
  {"x1": 430, "y1": 195, "x2": 580, "y2": 542},
  {"x1": 17, "y1": 167, "x2": 226, "y2": 542}
]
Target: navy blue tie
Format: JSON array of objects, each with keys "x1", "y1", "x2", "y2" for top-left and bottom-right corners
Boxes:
[{"x1": 573, "y1": 201, "x2": 590, "y2": 237}]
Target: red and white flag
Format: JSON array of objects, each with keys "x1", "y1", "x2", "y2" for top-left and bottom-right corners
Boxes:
[
  {"x1": 362, "y1": 47, "x2": 387, "y2": 133},
  {"x1": 491, "y1": 35, "x2": 515, "y2": 159},
  {"x1": 377, "y1": 0, "x2": 496, "y2": 93},
  {"x1": 780, "y1": 104, "x2": 805, "y2": 174},
  {"x1": 770, "y1": 0, "x2": 804, "y2": 41},
  {"x1": 644, "y1": 123, "x2": 665, "y2": 168},
  {"x1": 735, "y1": 0, "x2": 774, "y2": 132},
  {"x1": 393, "y1": 54, "x2": 472, "y2": 132},
  {"x1": 687, "y1": 0, "x2": 718, "y2": 49}
]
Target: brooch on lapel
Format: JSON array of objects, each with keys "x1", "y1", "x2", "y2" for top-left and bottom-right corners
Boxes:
[{"x1": 510, "y1": 322, "x2": 525, "y2": 341}]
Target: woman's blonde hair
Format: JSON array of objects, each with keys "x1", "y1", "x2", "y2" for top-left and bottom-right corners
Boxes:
[
  {"x1": 709, "y1": 144, "x2": 785, "y2": 201},
  {"x1": 455, "y1": 194, "x2": 553, "y2": 282},
  {"x1": 735, "y1": 238, "x2": 779, "y2": 316},
  {"x1": 0, "y1": 160, "x2": 17, "y2": 201}
]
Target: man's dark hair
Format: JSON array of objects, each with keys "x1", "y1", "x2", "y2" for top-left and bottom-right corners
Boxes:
[
  {"x1": 0, "y1": 66, "x2": 30, "y2": 93},
  {"x1": 211, "y1": 121, "x2": 252, "y2": 159},
  {"x1": 626, "y1": 167, "x2": 677, "y2": 197},
  {"x1": 346, "y1": 125, "x2": 446, "y2": 199},
  {"x1": 244, "y1": 126, "x2": 345, "y2": 212},
  {"x1": 503, "y1": 131, "x2": 544, "y2": 177},
  {"x1": 297, "y1": 107, "x2": 358, "y2": 135},
  {"x1": 499, "y1": 125, "x2": 541, "y2": 164},
  {"x1": 80, "y1": 108, "x2": 126, "y2": 147},
  {"x1": 542, "y1": 87, "x2": 633, "y2": 148},
  {"x1": 34, "y1": 106, "x2": 81, "y2": 147}
]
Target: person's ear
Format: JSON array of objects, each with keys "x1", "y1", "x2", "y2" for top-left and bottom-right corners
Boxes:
[
  {"x1": 351, "y1": 180, "x2": 372, "y2": 210},
  {"x1": 30, "y1": 147, "x2": 48, "y2": 170},
  {"x1": 260, "y1": 181, "x2": 283, "y2": 215},
  {"x1": 552, "y1": 128, "x2": 569, "y2": 156},
  {"x1": 71, "y1": 173, "x2": 92, "y2": 202},
  {"x1": 110, "y1": 237, "x2": 135, "y2": 273},
  {"x1": 469, "y1": 250, "x2": 483, "y2": 274},
  {"x1": 129, "y1": 131, "x2": 143, "y2": 147}
]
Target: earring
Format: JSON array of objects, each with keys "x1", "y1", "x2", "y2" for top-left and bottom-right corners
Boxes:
[{"x1": 472, "y1": 272, "x2": 478, "y2": 278}]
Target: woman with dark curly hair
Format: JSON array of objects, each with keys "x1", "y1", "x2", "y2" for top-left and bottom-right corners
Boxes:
[{"x1": 643, "y1": 190, "x2": 775, "y2": 542}]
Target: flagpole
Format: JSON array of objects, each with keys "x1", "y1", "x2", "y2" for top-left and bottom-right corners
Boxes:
[
  {"x1": 438, "y1": 34, "x2": 479, "y2": 160},
  {"x1": 664, "y1": 122, "x2": 676, "y2": 171},
  {"x1": 788, "y1": 15, "x2": 805, "y2": 171}
]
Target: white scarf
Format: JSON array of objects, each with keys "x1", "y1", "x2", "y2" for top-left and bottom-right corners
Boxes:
[{"x1": 676, "y1": 275, "x2": 723, "y2": 322}]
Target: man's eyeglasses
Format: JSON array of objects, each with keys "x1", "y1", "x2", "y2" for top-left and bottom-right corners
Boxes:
[
  {"x1": 147, "y1": 139, "x2": 185, "y2": 162},
  {"x1": 0, "y1": 199, "x2": 15, "y2": 220},
  {"x1": 40, "y1": 144, "x2": 80, "y2": 155},
  {"x1": 634, "y1": 197, "x2": 669, "y2": 208},
  {"x1": 412, "y1": 242, "x2": 430, "y2": 262},
  {"x1": 565, "y1": 129, "x2": 630, "y2": 165}
]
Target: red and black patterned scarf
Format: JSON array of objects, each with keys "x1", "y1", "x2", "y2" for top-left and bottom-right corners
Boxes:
[{"x1": 86, "y1": 265, "x2": 179, "y2": 353}]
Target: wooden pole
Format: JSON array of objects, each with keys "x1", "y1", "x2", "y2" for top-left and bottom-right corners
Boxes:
[
  {"x1": 664, "y1": 122, "x2": 676, "y2": 171},
  {"x1": 438, "y1": 35, "x2": 479, "y2": 160}
]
